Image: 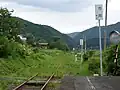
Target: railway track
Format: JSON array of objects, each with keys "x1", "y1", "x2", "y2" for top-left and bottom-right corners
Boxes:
[
  {"x1": 12, "y1": 65, "x2": 61, "y2": 90},
  {"x1": 40, "y1": 73, "x2": 55, "y2": 90},
  {"x1": 13, "y1": 73, "x2": 39, "y2": 90}
]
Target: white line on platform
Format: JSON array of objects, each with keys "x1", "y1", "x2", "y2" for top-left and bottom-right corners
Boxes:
[{"x1": 86, "y1": 77, "x2": 96, "y2": 90}]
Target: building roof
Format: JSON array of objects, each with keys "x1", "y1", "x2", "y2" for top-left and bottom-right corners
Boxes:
[{"x1": 39, "y1": 43, "x2": 48, "y2": 45}]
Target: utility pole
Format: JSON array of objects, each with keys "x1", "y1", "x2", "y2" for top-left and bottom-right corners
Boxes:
[
  {"x1": 105, "y1": 0, "x2": 108, "y2": 26},
  {"x1": 85, "y1": 36, "x2": 86, "y2": 54},
  {"x1": 104, "y1": 0, "x2": 108, "y2": 50},
  {"x1": 80, "y1": 39, "x2": 83, "y2": 63}
]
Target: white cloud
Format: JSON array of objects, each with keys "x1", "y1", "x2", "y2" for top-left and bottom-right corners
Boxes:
[
  {"x1": 108, "y1": 0, "x2": 120, "y2": 11},
  {"x1": 0, "y1": 0, "x2": 120, "y2": 33},
  {"x1": 0, "y1": 0, "x2": 92, "y2": 12},
  {"x1": 107, "y1": 0, "x2": 120, "y2": 25}
]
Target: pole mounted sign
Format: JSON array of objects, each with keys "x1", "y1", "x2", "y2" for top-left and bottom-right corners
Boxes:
[
  {"x1": 110, "y1": 30, "x2": 120, "y2": 45},
  {"x1": 80, "y1": 39, "x2": 83, "y2": 46},
  {"x1": 95, "y1": 4, "x2": 103, "y2": 20},
  {"x1": 95, "y1": 4, "x2": 103, "y2": 76}
]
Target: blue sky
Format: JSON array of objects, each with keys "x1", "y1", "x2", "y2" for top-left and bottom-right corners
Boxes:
[{"x1": 0, "y1": 0, "x2": 120, "y2": 33}]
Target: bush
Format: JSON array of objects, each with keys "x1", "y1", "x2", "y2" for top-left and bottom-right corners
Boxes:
[
  {"x1": 83, "y1": 53, "x2": 89, "y2": 62},
  {"x1": 49, "y1": 40, "x2": 69, "y2": 51},
  {"x1": 83, "y1": 50, "x2": 95, "y2": 62},
  {"x1": 0, "y1": 36, "x2": 33, "y2": 58},
  {"x1": 0, "y1": 36, "x2": 9, "y2": 57},
  {"x1": 88, "y1": 57, "x2": 100, "y2": 74},
  {"x1": 104, "y1": 44, "x2": 120, "y2": 75},
  {"x1": 88, "y1": 51, "x2": 106, "y2": 75}
]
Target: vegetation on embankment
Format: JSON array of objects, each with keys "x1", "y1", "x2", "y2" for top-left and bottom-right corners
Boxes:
[
  {"x1": 84, "y1": 44, "x2": 120, "y2": 76},
  {"x1": 0, "y1": 49, "x2": 83, "y2": 77},
  {"x1": 0, "y1": 7, "x2": 81, "y2": 77},
  {"x1": 0, "y1": 49, "x2": 80, "y2": 90},
  {"x1": 1, "y1": 7, "x2": 120, "y2": 90},
  {"x1": 0, "y1": 7, "x2": 88, "y2": 90}
]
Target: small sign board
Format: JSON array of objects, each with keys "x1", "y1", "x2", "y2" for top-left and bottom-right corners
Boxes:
[
  {"x1": 80, "y1": 39, "x2": 83, "y2": 45},
  {"x1": 110, "y1": 31, "x2": 120, "y2": 44},
  {"x1": 95, "y1": 4, "x2": 103, "y2": 20}
]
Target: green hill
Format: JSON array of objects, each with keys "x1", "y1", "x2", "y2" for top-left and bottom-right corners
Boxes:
[
  {"x1": 68, "y1": 22, "x2": 120, "y2": 49},
  {"x1": 68, "y1": 32, "x2": 80, "y2": 38},
  {"x1": 15, "y1": 17, "x2": 77, "y2": 49}
]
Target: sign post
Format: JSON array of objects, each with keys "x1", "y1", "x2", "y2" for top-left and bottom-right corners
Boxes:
[
  {"x1": 80, "y1": 39, "x2": 83, "y2": 71},
  {"x1": 80, "y1": 39, "x2": 83, "y2": 63},
  {"x1": 95, "y1": 4, "x2": 103, "y2": 76}
]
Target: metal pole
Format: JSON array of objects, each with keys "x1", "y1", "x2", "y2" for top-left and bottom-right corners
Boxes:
[
  {"x1": 105, "y1": 0, "x2": 108, "y2": 26},
  {"x1": 104, "y1": 0, "x2": 108, "y2": 50},
  {"x1": 80, "y1": 39, "x2": 83, "y2": 63},
  {"x1": 80, "y1": 42, "x2": 83, "y2": 71},
  {"x1": 98, "y1": 20, "x2": 103, "y2": 76},
  {"x1": 83, "y1": 35, "x2": 85, "y2": 54},
  {"x1": 85, "y1": 36, "x2": 86, "y2": 53},
  {"x1": 81, "y1": 44, "x2": 83, "y2": 63}
]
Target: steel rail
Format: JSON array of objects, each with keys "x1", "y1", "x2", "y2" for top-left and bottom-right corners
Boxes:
[{"x1": 13, "y1": 73, "x2": 38, "y2": 90}]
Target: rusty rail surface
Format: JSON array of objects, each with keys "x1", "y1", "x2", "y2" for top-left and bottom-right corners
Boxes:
[
  {"x1": 40, "y1": 73, "x2": 54, "y2": 90},
  {"x1": 13, "y1": 64, "x2": 61, "y2": 90},
  {"x1": 40, "y1": 64, "x2": 61, "y2": 90},
  {"x1": 13, "y1": 73, "x2": 38, "y2": 90}
]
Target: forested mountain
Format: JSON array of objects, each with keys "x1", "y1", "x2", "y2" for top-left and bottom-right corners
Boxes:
[
  {"x1": 68, "y1": 32, "x2": 79, "y2": 38},
  {"x1": 68, "y1": 22, "x2": 120, "y2": 49},
  {"x1": 16, "y1": 17, "x2": 77, "y2": 49},
  {"x1": 15, "y1": 17, "x2": 120, "y2": 50}
]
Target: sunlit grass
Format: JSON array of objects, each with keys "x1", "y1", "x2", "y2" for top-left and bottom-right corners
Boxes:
[
  {"x1": 0, "y1": 50, "x2": 90, "y2": 78},
  {"x1": 0, "y1": 50, "x2": 90, "y2": 90}
]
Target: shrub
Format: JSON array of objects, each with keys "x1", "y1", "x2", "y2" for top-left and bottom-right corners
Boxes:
[
  {"x1": 0, "y1": 36, "x2": 33, "y2": 58},
  {"x1": 49, "y1": 40, "x2": 69, "y2": 51},
  {"x1": 83, "y1": 50, "x2": 95, "y2": 62},
  {"x1": 88, "y1": 54, "x2": 106, "y2": 75},
  {"x1": 88, "y1": 57, "x2": 100, "y2": 74},
  {"x1": 104, "y1": 44, "x2": 120, "y2": 75}
]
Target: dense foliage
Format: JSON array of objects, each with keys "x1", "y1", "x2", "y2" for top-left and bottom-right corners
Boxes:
[
  {"x1": 84, "y1": 50, "x2": 106, "y2": 75},
  {"x1": 0, "y1": 8, "x2": 80, "y2": 90},
  {"x1": 0, "y1": 36, "x2": 32, "y2": 58},
  {"x1": 85, "y1": 44, "x2": 120, "y2": 75},
  {"x1": 83, "y1": 50, "x2": 95, "y2": 62},
  {"x1": 0, "y1": 8, "x2": 23, "y2": 41},
  {"x1": 104, "y1": 44, "x2": 120, "y2": 75},
  {"x1": 49, "y1": 37, "x2": 69, "y2": 51},
  {"x1": 0, "y1": 8, "x2": 32, "y2": 59}
]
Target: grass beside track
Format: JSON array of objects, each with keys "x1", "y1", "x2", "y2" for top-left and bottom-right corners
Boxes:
[{"x1": 0, "y1": 49, "x2": 89, "y2": 90}]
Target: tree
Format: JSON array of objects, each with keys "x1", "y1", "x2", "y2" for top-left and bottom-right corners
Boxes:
[
  {"x1": 26, "y1": 33, "x2": 35, "y2": 46},
  {"x1": 52, "y1": 36, "x2": 60, "y2": 42},
  {"x1": 49, "y1": 38, "x2": 69, "y2": 51},
  {"x1": 0, "y1": 8, "x2": 22, "y2": 41}
]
